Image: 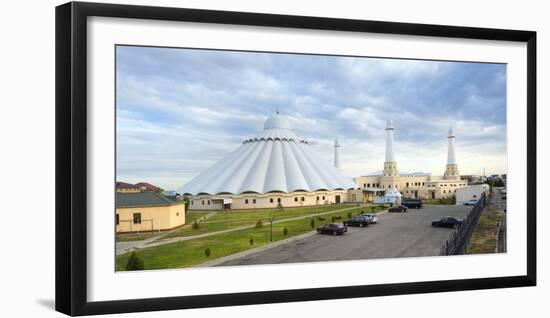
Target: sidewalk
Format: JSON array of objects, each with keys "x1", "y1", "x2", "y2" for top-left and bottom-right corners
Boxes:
[
  {"x1": 116, "y1": 211, "x2": 217, "y2": 255},
  {"x1": 117, "y1": 205, "x2": 370, "y2": 255}
]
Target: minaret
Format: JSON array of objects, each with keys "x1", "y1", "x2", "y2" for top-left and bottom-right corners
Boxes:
[
  {"x1": 334, "y1": 138, "x2": 341, "y2": 170},
  {"x1": 383, "y1": 119, "x2": 398, "y2": 177},
  {"x1": 444, "y1": 126, "x2": 460, "y2": 180}
]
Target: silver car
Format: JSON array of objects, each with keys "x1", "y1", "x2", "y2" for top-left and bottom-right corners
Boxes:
[{"x1": 361, "y1": 213, "x2": 379, "y2": 224}]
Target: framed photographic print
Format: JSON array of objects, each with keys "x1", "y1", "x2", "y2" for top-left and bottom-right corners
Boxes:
[{"x1": 55, "y1": 1, "x2": 536, "y2": 316}]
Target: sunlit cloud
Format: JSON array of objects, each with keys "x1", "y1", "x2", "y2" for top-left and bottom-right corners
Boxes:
[{"x1": 116, "y1": 46, "x2": 507, "y2": 190}]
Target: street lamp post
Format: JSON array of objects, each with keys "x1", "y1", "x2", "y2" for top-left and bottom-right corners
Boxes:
[{"x1": 269, "y1": 218, "x2": 273, "y2": 242}]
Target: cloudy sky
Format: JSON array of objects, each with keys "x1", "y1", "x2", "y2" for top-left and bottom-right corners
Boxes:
[{"x1": 116, "y1": 45, "x2": 507, "y2": 190}]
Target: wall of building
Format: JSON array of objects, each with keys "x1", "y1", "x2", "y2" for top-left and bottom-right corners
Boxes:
[
  {"x1": 455, "y1": 184, "x2": 490, "y2": 205},
  {"x1": 355, "y1": 174, "x2": 468, "y2": 201},
  {"x1": 116, "y1": 204, "x2": 185, "y2": 233},
  {"x1": 189, "y1": 190, "x2": 349, "y2": 211}
]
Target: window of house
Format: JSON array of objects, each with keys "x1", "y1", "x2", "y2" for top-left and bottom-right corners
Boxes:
[
  {"x1": 176, "y1": 212, "x2": 179, "y2": 216},
  {"x1": 133, "y1": 213, "x2": 141, "y2": 224},
  {"x1": 301, "y1": 197, "x2": 305, "y2": 201},
  {"x1": 322, "y1": 196, "x2": 325, "y2": 200},
  {"x1": 406, "y1": 182, "x2": 409, "y2": 187},
  {"x1": 270, "y1": 198, "x2": 274, "y2": 203},
  {"x1": 316, "y1": 196, "x2": 319, "y2": 200},
  {"x1": 191, "y1": 200, "x2": 194, "y2": 205},
  {"x1": 277, "y1": 198, "x2": 281, "y2": 203},
  {"x1": 208, "y1": 200, "x2": 210, "y2": 205},
  {"x1": 245, "y1": 199, "x2": 249, "y2": 204},
  {"x1": 367, "y1": 183, "x2": 371, "y2": 187},
  {"x1": 202, "y1": 200, "x2": 205, "y2": 205},
  {"x1": 116, "y1": 214, "x2": 119, "y2": 225},
  {"x1": 253, "y1": 199, "x2": 256, "y2": 204},
  {"x1": 294, "y1": 197, "x2": 298, "y2": 202},
  {"x1": 363, "y1": 184, "x2": 366, "y2": 187}
]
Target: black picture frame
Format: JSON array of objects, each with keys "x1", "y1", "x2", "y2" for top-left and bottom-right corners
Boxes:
[{"x1": 55, "y1": 1, "x2": 537, "y2": 316}]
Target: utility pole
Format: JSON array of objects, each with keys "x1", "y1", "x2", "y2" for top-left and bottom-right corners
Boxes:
[{"x1": 269, "y1": 218, "x2": 273, "y2": 242}]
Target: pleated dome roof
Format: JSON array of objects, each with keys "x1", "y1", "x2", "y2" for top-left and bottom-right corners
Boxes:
[{"x1": 178, "y1": 113, "x2": 357, "y2": 196}]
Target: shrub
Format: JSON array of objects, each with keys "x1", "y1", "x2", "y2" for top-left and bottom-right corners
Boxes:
[
  {"x1": 318, "y1": 217, "x2": 326, "y2": 221},
  {"x1": 125, "y1": 251, "x2": 145, "y2": 271},
  {"x1": 283, "y1": 227, "x2": 288, "y2": 236},
  {"x1": 347, "y1": 212, "x2": 352, "y2": 218},
  {"x1": 255, "y1": 220, "x2": 263, "y2": 228},
  {"x1": 310, "y1": 219, "x2": 315, "y2": 229},
  {"x1": 205, "y1": 247, "x2": 211, "y2": 257},
  {"x1": 192, "y1": 220, "x2": 200, "y2": 230},
  {"x1": 331, "y1": 216, "x2": 335, "y2": 222},
  {"x1": 370, "y1": 206, "x2": 376, "y2": 213},
  {"x1": 249, "y1": 237, "x2": 254, "y2": 245}
]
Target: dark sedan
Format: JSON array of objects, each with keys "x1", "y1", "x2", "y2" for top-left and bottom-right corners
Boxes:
[
  {"x1": 431, "y1": 216, "x2": 463, "y2": 228},
  {"x1": 388, "y1": 205, "x2": 408, "y2": 213},
  {"x1": 343, "y1": 216, "x2": 369, "y2": 228},
  {"x1": 317, "y1": 223, "x2": 347, "y2": 235}
]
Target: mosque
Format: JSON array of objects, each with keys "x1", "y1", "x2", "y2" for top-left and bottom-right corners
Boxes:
[
  {"x1": 178, "y1": 112, "x2": 467, "y2": 210},
  {"x1": 178, "y1": 112, "x2": 357, "y2": 210},
  {"x1": 350, "y1": 119, "x2": 467, "y2": 204}
]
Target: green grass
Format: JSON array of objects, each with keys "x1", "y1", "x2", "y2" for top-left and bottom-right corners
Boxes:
[
  {"x1": 185, "y1": 211, "x2": 210, "y2": 225},
  {"x1": 426, "y1": 198, "x2": 455, "y2": 205},
  {"x1": 116, "y1": 233, "x2": 158, "y2": 242},
  {"x1": 163, "y1": 204, "x2": 365, "y2": 239},
  {"x1": 116, "y1": 206, "x2": 385, "y2": 271},
  {"x1": 466, "y1": 209, "x2": 503, "y2": 254}
]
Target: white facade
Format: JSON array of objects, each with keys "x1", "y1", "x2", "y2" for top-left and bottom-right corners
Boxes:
[
  {"x1": 455, "y1": 184, "x2": 490, "y2": 205},
  {"x1": 179, "y1": 112, "x2": 356, "y2": 210}
]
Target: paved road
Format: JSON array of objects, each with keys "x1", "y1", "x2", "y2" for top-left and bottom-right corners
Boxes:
[{"x1": 219, "y1": 205, "x2": 471, "y2": 266}]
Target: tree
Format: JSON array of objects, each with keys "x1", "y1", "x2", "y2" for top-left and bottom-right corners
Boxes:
[
  {"x1": 310, "y1": 219, "x2": 315, "y2": 229},
  {"x1": 255, "y1": 220, "x2": 263, "y2": 228},
  {"x1": 249, "y1": 237, "x2": 254, "y2": 245},
  {"x1": 205, "y1": 247, "x2": 211, "y2": 257},
  {"x1": 192, "y1": 220, "x2": 200, "y2": 229},
  {"x1": 347, "y1": 212, "x2": 352, "y2": 218},
  {"x1": 283, "y1": 227, "x2": 288, "y2": 236},
  {"x1": 125, "y1": 251, "x2": 145, "y2": 271}
]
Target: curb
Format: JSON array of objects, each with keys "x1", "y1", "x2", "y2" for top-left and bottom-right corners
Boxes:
[{"x1": 194, "y1": 230, "x2": 318, "y2": 267}]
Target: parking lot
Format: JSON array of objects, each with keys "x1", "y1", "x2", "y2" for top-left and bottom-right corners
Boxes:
[{"x1": 219, "y1": 204, "x2": 471, "y2": 266}]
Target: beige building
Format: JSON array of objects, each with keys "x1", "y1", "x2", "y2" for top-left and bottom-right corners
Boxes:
[
  {"x1": 189, "y1": 189, "x2": 349, "y2": 211},
  {"x1": 353, "y1": 122, "x2": 467, "y2": 202},
  {"x1": 116, "y1": 192, "x2": 185, "y2": 233}
]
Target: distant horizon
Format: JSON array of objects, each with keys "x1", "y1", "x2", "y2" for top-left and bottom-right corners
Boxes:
[{"x1": 116, "y1": 46, "x2": 507, "y2": 190}]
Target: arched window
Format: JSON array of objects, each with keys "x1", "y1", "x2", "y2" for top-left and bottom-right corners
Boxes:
[
  {"x1": 294, "y1": 197, "x2": 298, "y2": 202},
  {"x1": 301, "y1": 197, "x2": 305, "y2": 201},
  {"x1": 316, "y1": 196, "x2": 319, "y2": 200},
  {"x1": 245, "y1": 199, "x2": 249, "y2": 204},
  {"x1": 202, "y1": 200, "x2": 205, "y2": 205},
  {"x1": 270, "y1": 198, "x2": 274, "y2": 203},
  {"x1": 253, "y1": 199, "x2": 256, "y2": 204},
  {"x1": 207, "y1": 200, "x2": 210, "y2": 205},
  {"x1": 322, "y1": 196, "x2": 325, "y2": 200},
  {"x1": 277, "y1": 198, "x2": 281, "y2": 203}
]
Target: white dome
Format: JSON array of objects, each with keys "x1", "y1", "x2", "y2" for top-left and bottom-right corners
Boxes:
[
  {"x1": 264, "y1": 113, "x2": 291, "y2": 130},
  {"x1": 178, "y1": 113, "x2": 356, "y2": 195}
]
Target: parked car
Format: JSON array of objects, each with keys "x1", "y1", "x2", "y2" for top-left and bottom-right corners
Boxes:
[
  {"x1": 401, "y1": 198, "x2": 423, "y2": 209},
  {"x1": 361, "y1": 213, "x2": 379, "y2": 224},
  {"x1": 388, "y1": 205, "x2": 408, "y2": 213},
  {"x1": 343, "y1": 216, "x2": 369, "y2": 228},
  {"x1": 431, "y1": 216, "x2": 463, "y2": 228},
  {"x1": 463, "y1": 199, "x2": 478, "y2": 206},
  {"x1": 317, "y1": 223, "x2": 347, "y2": 235}
]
